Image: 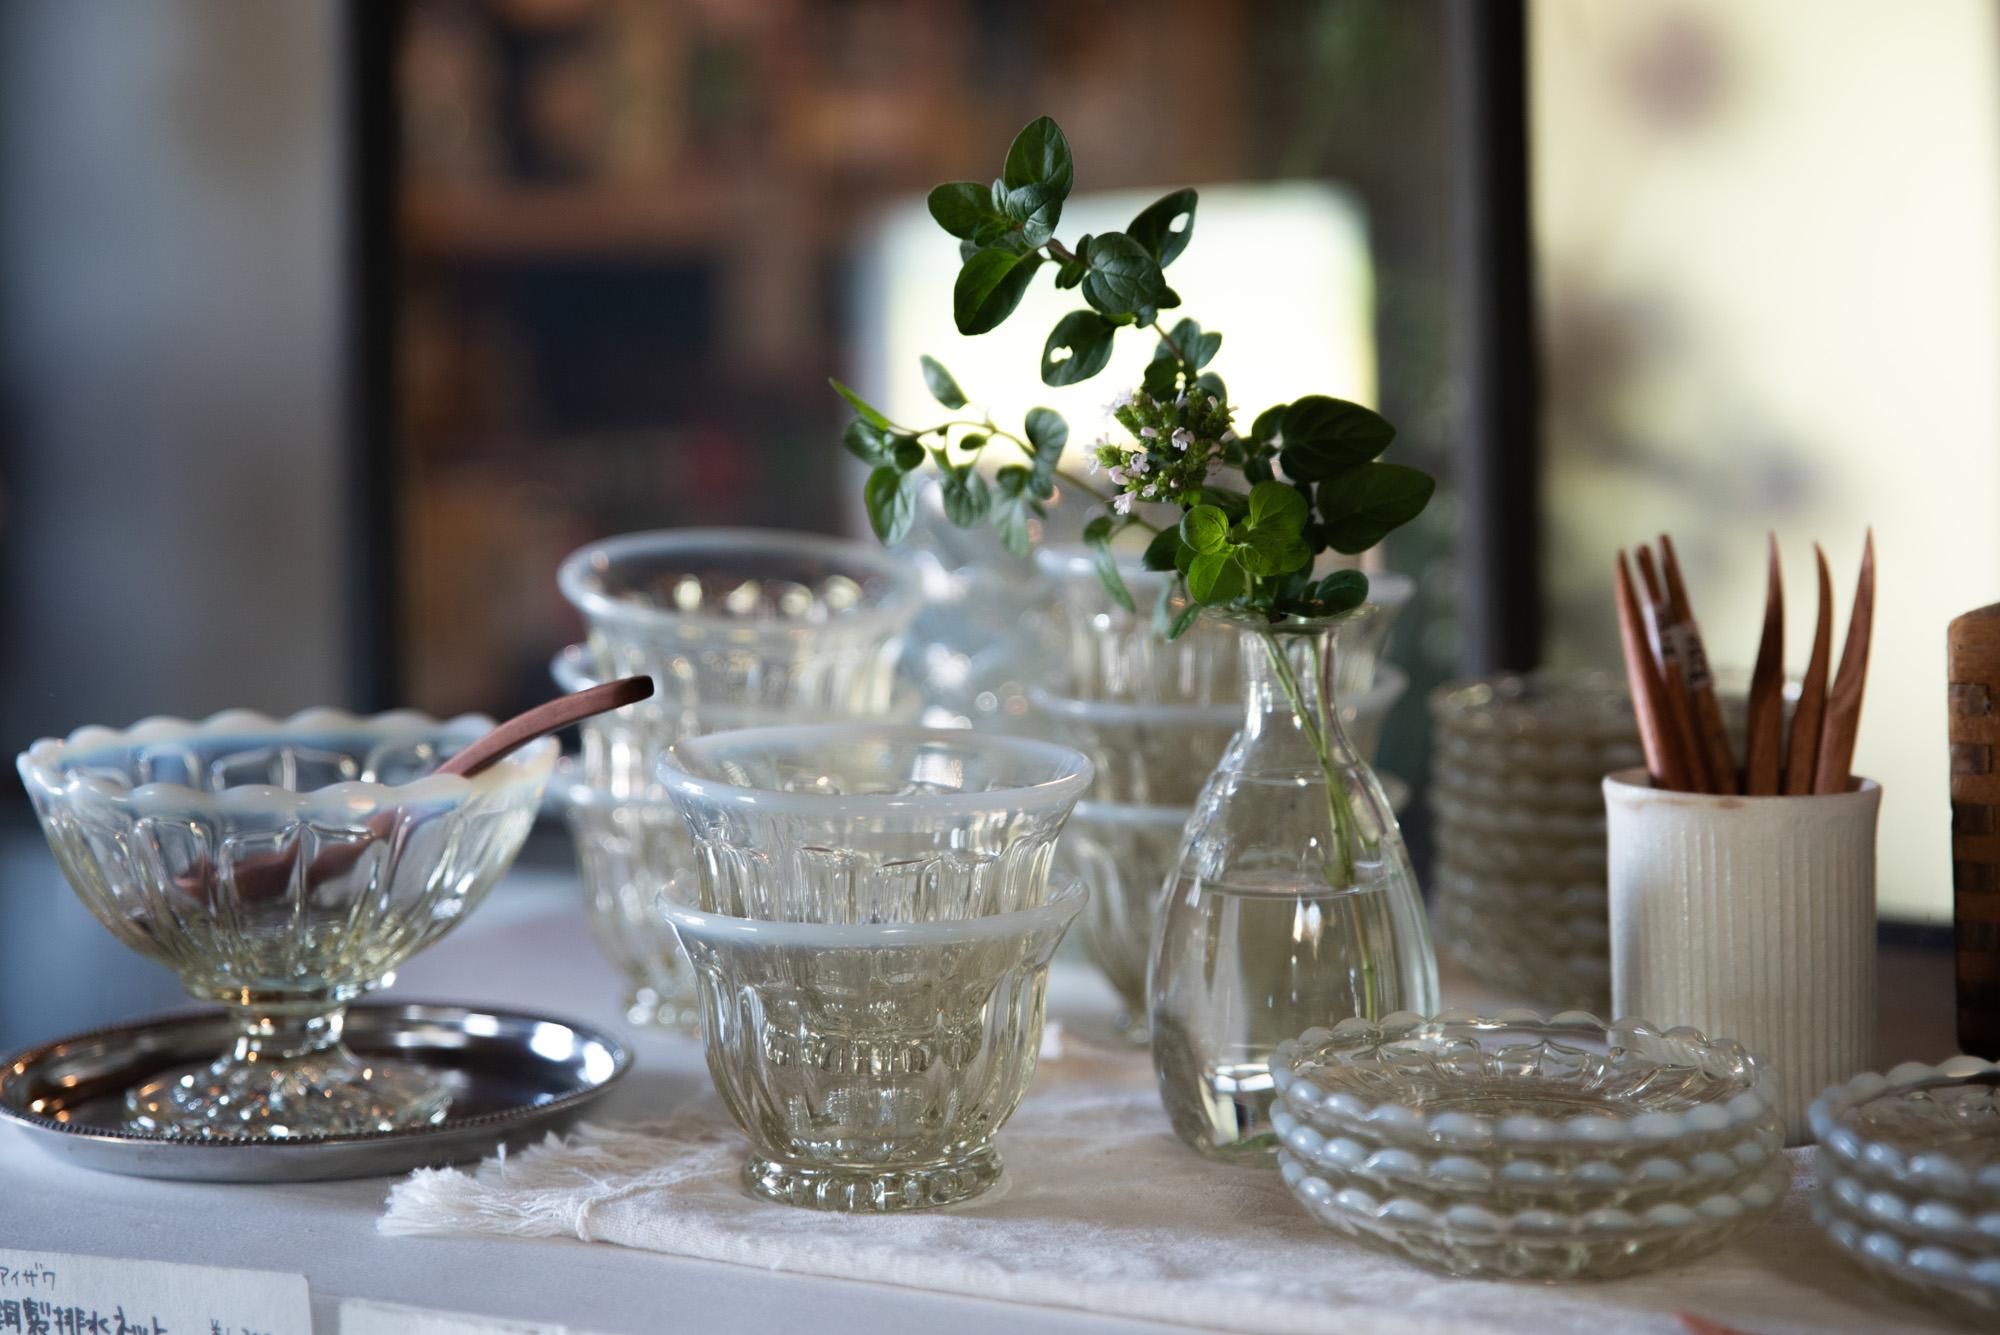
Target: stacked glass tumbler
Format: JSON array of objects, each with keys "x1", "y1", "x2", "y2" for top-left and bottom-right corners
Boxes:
[
  {"x1": 556, "y1": 529, "x2": 924, "y2": 1028},
  {"x1": 1035, "y1": 548, "x2": 1411, "y2": 1040},
  {"x1": 658, "y1": 724, "x2": 1093, "y2": 1212}
]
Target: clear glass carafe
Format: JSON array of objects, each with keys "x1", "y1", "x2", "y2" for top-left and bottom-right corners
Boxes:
[{"x1": 1149, "y1": 610, "x2": 1438, "y2": 1161}]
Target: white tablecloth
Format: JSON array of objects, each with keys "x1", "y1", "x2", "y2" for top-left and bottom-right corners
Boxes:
[{"x1": 0, "y1": 869, "x2": 1968, "y2": 1334}]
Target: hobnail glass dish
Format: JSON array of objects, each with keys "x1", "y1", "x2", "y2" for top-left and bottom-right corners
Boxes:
[
  {"x1": 1034, "y1": 545, "x2": 1414, "y2": 704},
  {"x1": 660, "y1": 724, "x2": 1091, "y2": 923},
  {"x1": 665, "y1": 879, "x2": 1085, "y2": 1212},
  {"x1": 17, "y1": 709, "x2": 555, "y2": 1139},
  {"x1": 1808, "y1": 1056, "x2": 2000, "y2": 1320},
  {"x1": 1432, "y1": 866, "x2": 1610, "y2": 1012},
  {"x1": 1267, "y1": 1010, "x2": 1786, "y2": 1278}
]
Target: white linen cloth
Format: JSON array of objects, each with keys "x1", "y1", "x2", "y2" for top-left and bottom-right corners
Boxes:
[{"x1": 380, "y1": 1039, "x2": 1955, "y2": 1335}]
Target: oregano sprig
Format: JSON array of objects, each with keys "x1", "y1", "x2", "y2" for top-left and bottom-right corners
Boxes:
[{"x1": 831, "y1": 115, "x2": 1434, "y2": 634}]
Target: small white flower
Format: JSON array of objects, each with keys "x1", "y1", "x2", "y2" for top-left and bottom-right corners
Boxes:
[
  {"x1": 1105, "y1": 389, "x2": 1135, "y2": 414},
  {"x1": 1112, "y1": 492, "x2": 1133, "y2": 515},
  {"x1": 1172, "y1": 427, "x2": 1194, "y2": 452},
  {"x1": 1128, "y1": 453, "x2": 1151, "y2": 476},
  {"x1": 1139, "y1": 426, "x2": 1159, "y2": 439},
  {"x1": 1108, "y1": 465, "x2": 1129, "y2": 486},
  {"x1": 1220, "y1": 428, "x2": 1238, "y2": 444},
  {"x1": 1175, "y1": 392, "x2": 1188, "y2": 408},
  {"x1": 1087, "y1": 453, "x2": 1102, "y2": 474}
]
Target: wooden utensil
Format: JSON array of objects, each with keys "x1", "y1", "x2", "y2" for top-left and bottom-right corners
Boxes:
[
  {"x1": 1636, "y1": 546, "x2": 1713, "y2": 793},
  {"x1": 1615, "y1": 551, "x2": 1693, "y2": 790},
  {"x1": 1659, "y1": 535, "x2": 1739, "y2": 794},
  {"x1": 1949, "y1": 602, "x2": 2000, "y2": 1059},
  {"x1": 1813, "y1": 530, "x2": 1874, "y2": 795},
  {"x1": 1782, "y1": 546, "x2": 1833, "y2": 796},
  {"x1": 1743, "y1": 534, "x2": 1786, "y2": 796},
  {"x1": 179, "y1": 676, "x2": 654, "y2": 903}
]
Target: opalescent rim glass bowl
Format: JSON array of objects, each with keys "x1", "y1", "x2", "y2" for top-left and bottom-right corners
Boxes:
[
  {"x1": 660, "y1": 723, "x2": 1092, "y2": 821},
  {"x1": 18, "y1": 708, "x2": 555, "y2": 1140},
  {"x1": 1810, "y1": 1056, "x2": 2000, "y2": 1197},
  {"x1": 665, "y1": 879, "x2": 1086, "y2": 1212}
]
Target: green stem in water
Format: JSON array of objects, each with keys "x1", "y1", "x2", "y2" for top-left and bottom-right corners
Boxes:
[{"x1": 1258, "y1": 629, "x2": 1359, "y2": 888}]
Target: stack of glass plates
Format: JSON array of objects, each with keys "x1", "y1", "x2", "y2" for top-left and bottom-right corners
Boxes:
[
  {"x1": 1428, "y1": 674, "x2": 1641, "y2": 1011},
  {"x1": 1810, "y1": 1057, "x2": 2000, "y2": 1323},
  {"x1": 1269, "y1": 1010, "x2": 1787, "y2": 1280}
]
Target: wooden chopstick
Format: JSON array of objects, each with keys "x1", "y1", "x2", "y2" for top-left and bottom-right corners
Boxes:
[
  {"x1": 1636, "y1": 545, "x2": 1713, "y2": 793},
  {"x1": 1782, "y1": 544, "x2": 1834, "y2": 795},
  {"x1": 1616, "y1": 550, "x2": 1694, "y2": 790},
  {"x1": 1813, "y1": 530, "x2": 1875, "y2": 794},
  {"x1": 1658, "y1": 535, "x2": 1739, "y2": 795},
  {"x1": 1743, "y1": 533, "x2": 1786, "y2": 796}
]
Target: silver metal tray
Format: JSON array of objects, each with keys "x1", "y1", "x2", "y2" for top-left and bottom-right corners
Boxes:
[{"x1": 0, "y1": 1001, "x2": 630, "y2": 1183}]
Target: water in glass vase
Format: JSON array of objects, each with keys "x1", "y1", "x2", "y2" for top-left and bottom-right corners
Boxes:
[{"x1": 1148, "y1": 612, "x2": 1439, "y2": 1161}]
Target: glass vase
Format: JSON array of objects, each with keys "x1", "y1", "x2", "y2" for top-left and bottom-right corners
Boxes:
[{"x1": 1148, "y1": 609, "x2": 1439, "y2": 1162}]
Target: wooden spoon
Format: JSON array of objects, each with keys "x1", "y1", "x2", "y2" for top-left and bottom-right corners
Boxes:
[
  {"x1": 1813, "y1": 530, "x2": 1874, "y2": 794},
  {"x1": 176, "y1": 676, "x2": 653, "y2": 904},
  {"x1": 1743, "y1": 534, "x2": 1786, "y2": 796}
]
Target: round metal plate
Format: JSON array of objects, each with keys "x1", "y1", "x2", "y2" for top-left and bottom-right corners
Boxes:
[{"x1": 0, "y1": 1001, "x2": 630, "y2": 1182}]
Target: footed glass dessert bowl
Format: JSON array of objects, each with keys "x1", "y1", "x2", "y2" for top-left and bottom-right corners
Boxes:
[{"x1": 17, "y1": 709, "x2": 555, "y2": 1139}]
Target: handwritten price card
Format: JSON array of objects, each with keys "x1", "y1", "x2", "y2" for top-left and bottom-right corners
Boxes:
[{"x1": 0, "y1": 1251, "x2": 309, "y2": 1335}]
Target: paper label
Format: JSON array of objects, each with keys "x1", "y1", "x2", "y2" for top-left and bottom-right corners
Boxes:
[
  {"x1": 0, "y1": 1250, "x2": 309, "y2": 1335},
  {"x1": 339, "y1": 1300, "x2": 603, "y2": 1335}
]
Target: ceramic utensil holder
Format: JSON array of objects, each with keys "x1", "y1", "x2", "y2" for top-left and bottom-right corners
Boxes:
[{"x1": 1603, "y1": 768, "x2": 1880, "y2": 1144}]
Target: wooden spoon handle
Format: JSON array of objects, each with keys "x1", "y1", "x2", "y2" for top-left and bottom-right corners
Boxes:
[
  {"x1": 440, "y1": 676, "x2": 653, "y2": 778},
  {"x1": 1814, "y1": 531, "x2": 1874, "y2": 794},
  {"x1": 1783, "y1": 546, "x2": 1833, "y2": 795},
  {"x1": 1743, "y1": 534, "x2": 1786, "y2": 796}
]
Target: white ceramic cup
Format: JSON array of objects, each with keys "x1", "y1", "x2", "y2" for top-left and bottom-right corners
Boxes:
[{"x1": 1603, "y1": 767, "x2": 1881, "y2": 1144}]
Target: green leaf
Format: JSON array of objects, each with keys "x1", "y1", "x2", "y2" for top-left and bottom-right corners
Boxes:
[
  {"x1": 1024, "y1": 407, "x2": 1067, "y2": 496},
  {"x1": 1316, "y1": 463, "x2": 1436, "y2": 553},
  {"x1": 1002, "y1": 116, "x2": 1074, "y2": 197},
  {"x1": 992, "y1": 466, "x2": 1036, "y2": 556},
  {"x1": 1041, "y1": 311, "x2": 1117, "y2": 386},
  {"x1": 1236, "y1": 527, "x2": 1313, "y2": 577},
  {"x1": 1081, "y1": 515, "x2": 1135, "y2": 612},
  {"x1": 1141, "y1": 525, "x2": 1182, "y2": 571},
  {"x1": 939, "y1": 467, "x2": 990, "y2": 526},
  {"x1": 1250, "y1": 403, "x2": 1288, "y2": 445},
  {"x1": 1312, "y1": 568, "x2": 1371, "y2": 615},
  {"x1": 958, "y1": 431, "x2": 988, "y2": 452},
  {"x1": 1001, "y1": 184, "x2": 1062, "y2": 247},
  {"x1": 919, "y1": 355, "x2": 967, "y2": 409},
  {"x1": 1180, "y1": 504, "x2": 1230, "y2": 554},
  {"x1": 1278, "y1": 395, "x2": 1397, "y2": 479},
  {"x1": 1127, "y1": 189, "x2": 1197, "y2": 267},
  {"x1": 954, "y1": 249, "x2": 1044, "y2": 336},
  {"x1": 928, "y1": 182, "x2": 1000, "y2": 240},
  {"x1": 864, "y1": 466, "x2": 917, "y2": 544},
  {"x1": 1053, "y1": 259, "x2": 1087, "y2": 290},
  {"x1": 1080, "y1": 233, "x2": 1165, "y2": 316},
  {"x1": 1194, "y1": 371, "x2": 1226, "y2": 402},
  {"x1": 1194, "y1": 331, "x2": 1222, "y2": 368},
  {"x1": 830, "y1": 378, "x2": 890, "y2": 431},
  {"x1": 1187, "y1": 551, "x2": 1247, "y2": 605},
  {"x1": 1140, "y1": 357, "x2": 1180, "y2": 400},
  {"x1": 1247, "y1": 479, "x2": 1309, "y2": 534},
  {"x1": 890, "y1": 435, "x2": 925, "y2": 471},
  {"x1": 842, "y1": 419, "x2": 891, "y2": 467}
]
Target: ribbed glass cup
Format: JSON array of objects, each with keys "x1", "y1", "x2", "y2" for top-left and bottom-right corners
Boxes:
[
  {"x1": 17, "y1": 710, "x2": 554, "y2": 1139},
  {"x1": 666, "y1": 880, "x2": 1085, "y2": 1211},
  {"x1": 659, "y1": 724, "x2": 1092, "y2": 923}
]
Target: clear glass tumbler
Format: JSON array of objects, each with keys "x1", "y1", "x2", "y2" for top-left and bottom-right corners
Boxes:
[
  {"x1": 659, "y1": 724, "x2": 1092, "y2": 922},
  {"x1": 17, "y1": 709, "x2": 554, "y2": 1138},
  {"x1": 555, "y1": 529, "x2": 924, "y2": 1025},
  {"x1": 665, "y1": 880, "x2": 1085, "y2": 1211},
  {"x1": 1149, "y1": 610, "x2": 1438, "y2": 1162}
]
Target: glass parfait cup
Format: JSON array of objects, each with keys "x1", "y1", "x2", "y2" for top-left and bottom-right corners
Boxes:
[
  {"x1": 1148, "y1": 609, "x2": 1438, "y2": 1162},
  {"x1": 657, "y1": 724, "x2": 1092, "y2": 1210}
]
